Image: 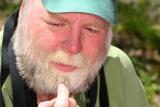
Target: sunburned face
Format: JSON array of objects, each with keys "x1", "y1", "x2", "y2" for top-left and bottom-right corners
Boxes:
[{"x1": 13, "y1": 0, "x2": 112, "y2": 95}]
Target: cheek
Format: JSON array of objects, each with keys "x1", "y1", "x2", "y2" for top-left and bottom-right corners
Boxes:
[
  {"x1": 83, "y1": 34, "x2": 107, "y2": 59},
  {"x1": 26, "y1": 12, "x2": 60, "y2": 53},
  {"x1": 28, "y1": 22, "x2": 63, "y2": 53}
]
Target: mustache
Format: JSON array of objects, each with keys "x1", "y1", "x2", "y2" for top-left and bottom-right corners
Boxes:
[{"x1": 47, "y1": 51, "x2": 89, "y2": 67}]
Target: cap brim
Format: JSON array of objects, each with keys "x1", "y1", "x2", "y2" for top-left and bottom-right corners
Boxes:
[{"x1": 41, "y1": 0, "x2": 117, "y2": 24}]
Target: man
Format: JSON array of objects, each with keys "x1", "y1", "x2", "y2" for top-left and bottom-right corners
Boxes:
[{"x1": 0, "y1": 0, "x2": 149, "y2": 107}]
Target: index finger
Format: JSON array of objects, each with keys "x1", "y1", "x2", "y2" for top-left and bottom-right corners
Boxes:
[{"x1": 54, "y1": 84, "x2": 69, "y2": 107}]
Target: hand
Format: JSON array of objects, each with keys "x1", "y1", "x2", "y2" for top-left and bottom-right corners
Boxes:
[{"x1": 38, "y1": 84, "x2": 79, "y2": 107}]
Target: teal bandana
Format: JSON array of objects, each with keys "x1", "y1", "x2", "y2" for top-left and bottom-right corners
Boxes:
[{"x1": 41, "y1": 0, "x2": 117, "y2": 24}]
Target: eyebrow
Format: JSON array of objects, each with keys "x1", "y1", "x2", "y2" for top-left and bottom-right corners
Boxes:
[
  {"x1": 42, "y1": 12, "x2": 109, "y2": 29},
  {"x1": 42, "y1": 12, "x2": 68, "y2": 23},
  {"x1": 87, "y1": 22, "x2": 107, "y2": 29}
]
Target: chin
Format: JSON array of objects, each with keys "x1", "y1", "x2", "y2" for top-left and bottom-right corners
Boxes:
[
  {"x1": 16, "y1": 53, "x2": 104, "y2": 96},
  {"x1": 15, "y1": 39, "x2": 107, "y2": 95}
]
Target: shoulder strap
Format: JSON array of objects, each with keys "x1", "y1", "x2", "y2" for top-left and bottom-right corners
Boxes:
[
  {"x1": 85, "y1": 77, "x2": 98, "y2": 107},
  {"x1": 8, "y1": 43, "x2": 37, "y2": 107},
  {"x1": 0, "y1": 90, "x2": 5, "y2": 107},
  {"x1": 1, "y1": 11, "x2": 37, "y2": 107},
  {"x1": 99, "y1": 67, "x2": 109, "y2": 107},
  {"x1": 1, "y1": 10, "x2": 19, "y2": 87},
  {"x1": 85, "y1": 67, "x2": 109, "y2": 107},
  {"x1": 0, "y1": 10, "x2": 19, "y2": 107}
]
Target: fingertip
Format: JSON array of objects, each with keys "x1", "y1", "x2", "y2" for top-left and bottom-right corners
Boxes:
[
  {"x1": 54, "y1": 84, "x2": 69, "y2": 106},
  {"x1": 58, "y1": 84, "x2": 69, "y2": 94}
]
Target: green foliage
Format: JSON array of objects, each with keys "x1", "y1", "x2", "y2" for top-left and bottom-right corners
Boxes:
[
  {"x1": 0, "y1": 3, "x2": 18, "y2": 17},
  {"x1": 131, "y1": 57, "x2": 160, "y2": 105},
  {"x1": 115, "y1": 2, "x2": 160, "y2": 49},
  {"x1": 140, "y1": 71, "x2": 160, "y2": 103}
]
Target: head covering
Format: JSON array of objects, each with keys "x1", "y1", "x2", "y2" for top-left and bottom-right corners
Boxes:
[{"x1": 41, "y1": 0, "x2": 117, "y2": 24}]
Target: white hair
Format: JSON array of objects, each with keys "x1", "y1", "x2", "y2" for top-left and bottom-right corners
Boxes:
[
  {"x1": 106, "y1": 25, "x2": 113, "y2": 53},
  {"x1": 12, "y1": 1, "x2": 113, "y2": 95}
]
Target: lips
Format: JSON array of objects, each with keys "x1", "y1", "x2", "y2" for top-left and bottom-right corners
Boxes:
[{"x1": 53, "y1": 62, "x2": 77, "y2": 72}]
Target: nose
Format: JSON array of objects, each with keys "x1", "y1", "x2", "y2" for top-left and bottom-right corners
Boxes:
[{"x1": 62, "y1": 29, "x2": 82, "y2": 55}]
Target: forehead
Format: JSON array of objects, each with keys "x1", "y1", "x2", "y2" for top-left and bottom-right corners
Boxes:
[{"x1": 45, "y1": 12, "x2": 109, "y2": 25}]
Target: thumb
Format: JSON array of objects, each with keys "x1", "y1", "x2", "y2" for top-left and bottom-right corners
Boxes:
[{"x1": 54, "y1": 84, "x2": 69, "y2": 107}]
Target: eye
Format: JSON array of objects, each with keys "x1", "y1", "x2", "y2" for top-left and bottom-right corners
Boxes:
[
  {"x1": 46, "y1": 21, "x2": 66, "y2": 31},
  {"x1": 49, "y1": 22, "x2": 65, "y2": 27},
  {"x1": 85, "y1": 26, "x2": 100, "y2": 33}
]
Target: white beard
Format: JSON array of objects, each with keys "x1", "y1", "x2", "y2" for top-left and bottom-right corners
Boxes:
[
  {"x1": 15, "y1": 50, "x2": 106, "y2": 95},
  {"x1": 13, "y1": 18, "x2": 111, "y2": 95},
  {"x1": 13, "y1": 32, "x2": 107, "y2": 95}
]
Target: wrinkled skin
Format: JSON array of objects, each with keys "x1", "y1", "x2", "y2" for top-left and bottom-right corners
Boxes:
[{"x1": 13, "y1": 0, "x2": 112, "y2": 107}]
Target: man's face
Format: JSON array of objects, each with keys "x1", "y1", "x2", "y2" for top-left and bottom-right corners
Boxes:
[{"x1": 14, "y1": 0, "x2": 112, "y2": 95}]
